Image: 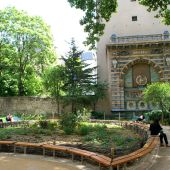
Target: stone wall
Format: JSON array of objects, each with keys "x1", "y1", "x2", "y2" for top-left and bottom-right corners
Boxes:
[{"x1": 0, "y1": 97, "x2": 60, "y2": 115}]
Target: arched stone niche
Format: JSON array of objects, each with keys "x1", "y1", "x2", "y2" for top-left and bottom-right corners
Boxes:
[
  {"x1": 120, "y1": 58, "x2": 163, "y2": 85},
  {"x1": 120, "y1": 58, "x2": 162, "y2": 110}
]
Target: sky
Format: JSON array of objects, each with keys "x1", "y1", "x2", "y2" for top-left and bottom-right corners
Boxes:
[{"x1": 0, "y1": 0, "x2": 87, "y2": 55}]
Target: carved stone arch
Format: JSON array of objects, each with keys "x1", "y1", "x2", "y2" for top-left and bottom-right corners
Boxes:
[{"x1": 120, "y1": 58, "x2": 163, "y2": 83}]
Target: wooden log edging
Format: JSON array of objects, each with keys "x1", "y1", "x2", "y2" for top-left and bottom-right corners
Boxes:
[
  {"x1": 0, "y1": 136, "x2": 159, "y2": 170},
  {"x1": 0, "y1": 120, "x2": 158, "y2": 170}
]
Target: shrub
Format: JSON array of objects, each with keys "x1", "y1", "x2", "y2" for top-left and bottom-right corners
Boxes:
[
  {"x1": 63, "y1": 127, "x2": 74, "y2": 135},
  {"x1": 145, "y1": 110, "x2": 162, "y2": 121},
  {"x1": 13, "y1": 113, "x2": 47, "y2": 121},
  {"x1": 92, "y1": 123, "x2": 107, "y2": 131},
  {"x1": 91, "y1": 111, "x2": 105, "y2": 119},
  {"x1": 59, "y1": 112, "x2": 79, "y2": 134},
  {"x1": 77, "y1": 124, "x2": 90, "y2": 136},
  {"x1": 47, "y1": 121, "x2": 58, "y2": 130},
  {"x1": 77, "y1": 108, "x2": 91, "y2": 122},
  {"x1": 31, "y1": 120, "x2": 58, "y2": 130},
  {"x1": 39, "y1": 120, "x2": 48, "y2": 129}
]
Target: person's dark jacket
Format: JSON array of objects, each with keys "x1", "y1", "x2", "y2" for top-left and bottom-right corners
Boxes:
[{"x1": 149, "y1": 122, "x2": 162, "y2": 135}]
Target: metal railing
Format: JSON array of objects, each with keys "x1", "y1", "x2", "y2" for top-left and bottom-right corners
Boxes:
[{"x1": 110, "y1": 34, "x2": 170, "y2": 44}]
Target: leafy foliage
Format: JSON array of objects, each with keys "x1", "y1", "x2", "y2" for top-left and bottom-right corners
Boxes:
[
  {"x1": 14, "y1": 112, "x2": 47, "y2": 121},
  {"x1": 61, "y1": 39, "x2": 97, "y2": 112},
  {"x1": 139, "y1": 0, "x2": 170, "y2": 25},
  {"x1": 59, "y1": 112, "x2": 79, "y2": 134},
  {"x1": 143, "y1": 82, "x2": 170, "y2": 121},
  {"x1": 68, "y1": 0, "x2": 170, "y2": 48},
  {"x1": 82, "y1": 123, "x2": 141, "y2": 149},
  {"x1": 145, "y1": 110, "x2": 162, "y2": 122},
  {"x1": 0, "y1": 7, "x2": 56, "y2": 96},
  {"x1": 91, "y1": 111, "x2": 105, "y2": 119},
  {"x1": 90, "y1": 83, "x2": 107, "y2": 111},
  {"x1": 67, "y1": 0, "x2": 118, "y2": 49},
  {"x1": 43, "y1": 66, "x2": 64, "y2": 113}
]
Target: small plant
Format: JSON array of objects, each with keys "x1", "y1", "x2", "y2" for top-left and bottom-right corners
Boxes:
[
  {"x1": 59, "y1": 112, "x2": 79, "y2": 134},
  {"x1": 63, "y1": 127, "x2": 74, "y2": 135},
  {"x1": 77, "y1": 108, "x2": 91, "y2": 122},
  {"x1": 39, "y1": 120, "x2": 48, "y2": 129},
  {"x1": 77, "y1": 124, "x2": 90, "y2": 136},
  {"x1": 91, "y1": 111, "x2": 105, "y2": 119},
  {"x1": 145, "y1": 110, "x2": 162, "y2": 122},
  {"x1": 47, "y1": 121, "x2": 58, "y2": 130}
]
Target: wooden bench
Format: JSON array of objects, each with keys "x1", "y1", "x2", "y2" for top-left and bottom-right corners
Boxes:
[
  {"x1": 42, "y1": 144, "x2": 111, "y2": 168},
  {"x1": 111, "y1": 136, "x2": 159, "y2": 169},
  {"x1": 42, "y1": 144, "x2": 68, "y2": 157},
  {"x1": 0, "y1": 141, "x2": 16, "y2": 152},
  {"x1": 14, "y1": 142, "x2": 42, "y2": 154},
  {"x1": 67, "y1": 147, "x2": 95, "y2": 162},
  {"x1": 0, "y1": 129, "x2": 159, "y2": 170},
  {"x1": 90, "y1": 154, "x2": 111, "y2": 169}
]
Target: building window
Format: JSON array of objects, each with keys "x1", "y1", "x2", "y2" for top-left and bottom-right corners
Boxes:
[{"x1": 132, "y1": 16, "x2": 137, "y2": 21}]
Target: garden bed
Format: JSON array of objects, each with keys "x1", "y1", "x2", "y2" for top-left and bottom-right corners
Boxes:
[{"x1": 0, "y1": 122, "x2": 144, "y2": 157}]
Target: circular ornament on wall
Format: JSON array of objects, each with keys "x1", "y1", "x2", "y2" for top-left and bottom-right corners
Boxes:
[
  {"x1": 136, "y1": 74, "x2": 147, "y2": 86},
  {"x1": 127, "y1": 101, "x2": 136, "y2": 110},
  {"x1": 138, "y1": 101, "x2": 147, "y2": 110}
]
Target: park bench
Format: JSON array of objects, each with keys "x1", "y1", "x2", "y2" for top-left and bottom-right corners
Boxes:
[
  {"x1": 42, "y1": 144, "x2": 111, "y2": 168},
  {"x1": 0, "y1": 141, "x2": 16, "y2": 152},
  {"x1": 90, "y1": 154, "x2": 111, "y2": 168},
  {"x1": 42, "y1": 144, "x2": 69, "y2": 157},
  {"x1": 111, "y1": 136, "x2": 159, "y2": 169},
  {"x1": 0, "y1": 121, "x2": 160, "y2": 170},
  {"x1": 14, "y1": 142, "x2": 42, "y2": 154}
]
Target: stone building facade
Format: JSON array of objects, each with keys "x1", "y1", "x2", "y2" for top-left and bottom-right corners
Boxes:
[{"x1": 97, "y1": 0, "x2": 170, "y2": 113}]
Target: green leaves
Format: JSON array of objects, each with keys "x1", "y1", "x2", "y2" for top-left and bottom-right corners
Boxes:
[
  {"x1": 61, "y1": 39, "x2": 94, "y2": 110},
  {"x1": 67, "y1": 0, "x2": 117, "y2": 49},
  {"x1": 0, "y1": 7, "x2": 56, "y2": 96},
  {"x1": 143, "y1": 82, "x2": 170, "y2": 121},
  {"x1": 139, "y1": 0, "x2": 170, "y2": 25},
  {"x1": 68, "y1": 0, "x2": 170, "y2": 49}
]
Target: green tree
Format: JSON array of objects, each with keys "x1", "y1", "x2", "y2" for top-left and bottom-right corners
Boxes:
[
  {"x1": 0, "y1": 7, "x2": 56, "y2": 96},
  {"x1": 90, "y1": 82, "x2": 107, "y2": 111},
  {"x1": 67, "y1": 0, "x2": 117, "y2": 49},
  {"x1": 143, "y1": 82, "x2": 170, "y2": 122},
  {"x1": 43, "y1": 66, "x2": 64, "y2": 114},
  {"x1": 68, "y1": 0, "x2": 170, "y2": 48},
  {"x1": 139, "y1": 0, "x2": 170, "y2": 24},
  {"x1": 62, "y1": 39, "x2": 97, "y2": 113}
]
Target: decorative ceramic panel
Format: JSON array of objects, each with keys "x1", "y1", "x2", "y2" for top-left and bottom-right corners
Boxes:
[
  {"x1": 126, "y1": 101, "x2": 136, "y2": 110},
  {"x1": 133, "y1": 63, "x2": 150, "y2": 87},
  {"x1": 150, "y1": 67, "x2": 160, "y2": 82},
  {"x1": 124, "y1": 68, "x2": 132, "y2": 87},
  {"x1": 138, "y1": 101, "x2": 148, "y2": 110}
]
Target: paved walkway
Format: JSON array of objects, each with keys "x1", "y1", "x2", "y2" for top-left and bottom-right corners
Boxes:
[
  {"x1": 126, "y1": 125, "x2": 170, "y2": 170},
  {"x1": 148, "y1": 126, "x2": 170, "y2": 170},
  {"x1": 0, "y1": 153, "x2": 98, "y2": 170}
]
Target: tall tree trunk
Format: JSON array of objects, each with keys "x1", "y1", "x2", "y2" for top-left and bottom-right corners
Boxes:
[
  {"x1": 18, "y1": 76, "x2": 24, "y2": 96},
  {"x1": 18, "y1": 59, "x2": 25, "y2": 96},
  {"x1": 57, "y1": 100, "x2": 60, "y2": 114}
]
